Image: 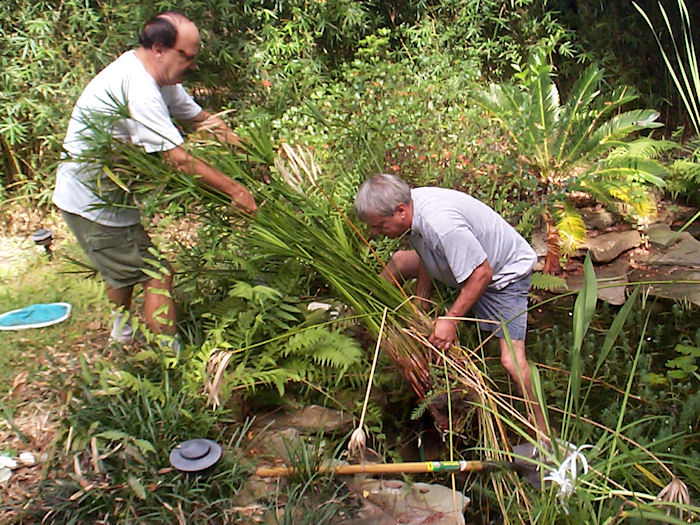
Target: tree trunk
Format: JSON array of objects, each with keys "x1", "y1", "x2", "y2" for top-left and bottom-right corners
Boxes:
[{"x1": 542, "y1": 216, "x2": 562, "y2": 275}]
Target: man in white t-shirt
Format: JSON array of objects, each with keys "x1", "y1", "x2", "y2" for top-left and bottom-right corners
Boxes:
[
  {"x1": 355, "y1": 174, "x2": 547, "y2": 435},
  {"x1": 53, "y1": 11, "x2": 255, "y2": 345}
]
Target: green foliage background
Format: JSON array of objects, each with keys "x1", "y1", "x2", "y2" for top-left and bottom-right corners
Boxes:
[{"x1": 3, "y1": 0, "x2": 698, "y2": 205}]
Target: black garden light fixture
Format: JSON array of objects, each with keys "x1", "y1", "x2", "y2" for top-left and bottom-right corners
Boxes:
[
  {"x1": 31, "y1": 228, "x2": 54, "y2": 257},
  {"x1": 169, "y1": 439, "x2": 222, "y2": 474}
]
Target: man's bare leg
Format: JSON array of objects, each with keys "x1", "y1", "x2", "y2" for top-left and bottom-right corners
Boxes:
[
  {"x1": 105, "y1": 283, "x2": 133, "y2": 310},
  {"x1": 381, "y1": 250, "x2": 435, "y2": 310},
  {"x1": 143, "y1": 270, "x2": 177, "y2": 336},
  {"x1": 380, "y1": 249, "x2": 421, "y2": 283},
  {"x1": 105, "y1": 284, "x2": 135, "y2": 342},
  {"x1": 499, "y1": 338, "x2": 548, "y2": 436}
]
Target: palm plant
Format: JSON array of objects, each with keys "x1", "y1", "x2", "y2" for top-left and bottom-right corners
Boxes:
[{"x1": 479, "y1": 48, "x2": 672, "y2": 273}]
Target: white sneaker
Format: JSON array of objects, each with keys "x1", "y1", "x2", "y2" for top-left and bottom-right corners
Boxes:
[
  {"x1": 109, "y1": 311, "x2": 134, "y2": 343},
  {"x1": 155, "y1": 334, "x2": 182, "y2": 353}
]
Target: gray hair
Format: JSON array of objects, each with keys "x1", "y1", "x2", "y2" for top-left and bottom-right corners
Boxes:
[{"x1": 354, "y1": 173, "x2": 412, "y2": 221}]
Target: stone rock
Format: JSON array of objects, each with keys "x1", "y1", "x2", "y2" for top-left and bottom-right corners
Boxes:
[
  {"x1": 651, "y1": 235, "x2": 700, "y2": 268},
  {"x1": 284, "y1": 405, "x2": 354, "y2": 433},
  {"x1": 336, "y1": 498, "x2": 397, "y2": 525},
  {"x1": 629, "y1": 267, "x2": 700, "y2": 307},
  {"x1": 565, "y1": 259, "x2": 630, "y2": 305},
  {"x1": 646, "y1": 223, "x2": 691, "y2": 249},
  {"x1": 252, "y1": 405, "x2": 354, "y2": 434},
  {"x1": 586, "y1": 231, "x2": 642, "y2": 263},
  {"x1": 234, "y1": 476, "x2": 281, "y2": 508},
  {"x1": 18, "y1": 452, "x2": 36, "y2": 466},
  {"x1": 580, "y1": 207, "x2": 616, "y2": 231},
  {"x1": 256, "y1": 428, "x2": 305, "y2": 464},
  {"x1": 684, "y1": 220, "x2": 700, "y2": 240},
  {"x1": 351, "y1": 478, "x2": 470, "y2": 525},
  {"x1": 0, "y1": 467, "x2": 11, "y2": 485},
  {"x1": 531, "y1": 229, "x2": 547, "y2": 258}
]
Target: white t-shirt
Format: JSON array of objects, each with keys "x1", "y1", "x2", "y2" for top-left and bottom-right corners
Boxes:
[
  {"x1": 53, "y1": 50, "x2": 202, "y2": 226},
  {"x1": 409, "y1": 187, "x2": 537, "y2": 290}
]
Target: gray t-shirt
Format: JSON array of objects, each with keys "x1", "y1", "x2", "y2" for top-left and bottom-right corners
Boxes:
[
  {"x1": 409, "y1": 187, "x2": 536, "y2": 290},
  {"x1": 52, "y1": 50, "x2": 202, "y2": 226}
]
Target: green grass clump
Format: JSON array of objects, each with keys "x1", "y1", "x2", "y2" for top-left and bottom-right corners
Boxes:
[
  {"x1": 0, "y1": 231, "x2": 109, "y2": 402},
  {"x1": 29, "y1": 369, "x2": 252, "y2": 523}
]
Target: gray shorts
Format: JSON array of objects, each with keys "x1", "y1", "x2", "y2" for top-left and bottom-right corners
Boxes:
[
  {"x1": 473, "y1": 273, "x2": 531, "y2": 341},
  {"x1": 61, "y1": 210, "x2": 168, "y2": 289}
]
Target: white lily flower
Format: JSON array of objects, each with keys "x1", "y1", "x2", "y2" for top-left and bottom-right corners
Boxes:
[{"x1": 543, "y1": 444, "x2": 593, "y2": 514}]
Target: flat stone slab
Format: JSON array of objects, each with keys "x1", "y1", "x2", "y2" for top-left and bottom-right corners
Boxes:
[
  {"x1": 586, "y1": 230, "x2": 642, "y2": 263},
  {"x1": 656, "y1": 204, "x2": 698, "y2": 225},
  {"x1": 580, "y1": 207, "x2": 615, "y2": 231},
  {"x1": 685, "y1": 220, "x2": 700, "y2": 240},
  {"x1": 254, "y1": 427, "x2": 306, "y2": 463},
  {"x1": 651, "y1": 235, "x2": 700, "y2": 268},
  {"x1": 349, "y1": 478, "x2": 470, "y2": 525},
  {"x1": 565, "y1": 259, "x2": 630, "y2": 305},
  {"x1": 646, "y1": 223, "x2": 691, "y2": 249},
  {"x1": 629, "y1": 267, "x2": 700, "y2": 307},
  {"x1": 531, "y1": 229, "x2": 547, "y2": 258}
]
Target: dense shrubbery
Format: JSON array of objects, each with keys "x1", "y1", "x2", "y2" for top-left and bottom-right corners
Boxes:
[{"x1": 7, "y1": 0, "x2": 696, "y2": 205}]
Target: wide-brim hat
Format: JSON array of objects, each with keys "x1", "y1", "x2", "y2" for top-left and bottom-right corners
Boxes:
[{"x1": 169, "y1": 439, "x2": 222, "y2": 472}]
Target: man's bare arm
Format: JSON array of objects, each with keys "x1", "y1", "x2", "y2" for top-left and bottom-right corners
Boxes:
[
  {"x1": 416, "y1": 258, "x2": 434, "y2": 311},
  {"x1": 162, "y1": 145, "x2": 255, "y2": 213},
  {"x1": 186, "y1": 110, "x2": 244, "y2": 148},
  {"x1": 429, "y1": 259, "x2": 493, "y2": 350}
]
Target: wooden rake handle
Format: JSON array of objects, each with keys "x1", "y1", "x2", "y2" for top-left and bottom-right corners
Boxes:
[{"x1": 255, "y1": 460, "x2": 510, "y2": 477}]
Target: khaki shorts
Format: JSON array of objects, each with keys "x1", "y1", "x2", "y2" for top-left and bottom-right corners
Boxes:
[
  {"x1": 61, "y1": 210, "x2": 169, "y2": 289},
  {"x1": 473, "y1": 273, "x2": 531, "y2": 341}
]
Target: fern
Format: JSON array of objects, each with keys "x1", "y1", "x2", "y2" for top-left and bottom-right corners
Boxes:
[
  {"x1": 668, "y1": 157, "x2": 700, "y2": 199},
  {"x1": 284, "y1": 326, "x2": 361, "y2": 371},
  {"x1": 99, "y1": 368, "x2": 166, "y2": 405},
  {"x1": 411, "y1": 389, "x2": 442, "y2": 421},
  {"x1": 531, "y1": 271, "x2": 568, "y2": 291},
  {"x1": 187, "y1": 278, "x2": 365, "y2": 405}
]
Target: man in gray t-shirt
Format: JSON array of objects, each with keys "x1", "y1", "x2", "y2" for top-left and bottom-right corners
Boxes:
[
  {"x1": 355, "y1": 173, "x2": 546, "y2": 435},
  {"x1": 53, "y1": 12, "x2": 255, "y2": 346}
]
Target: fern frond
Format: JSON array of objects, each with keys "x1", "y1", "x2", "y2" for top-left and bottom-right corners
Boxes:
[
  {"x1": 553, "y1": 204, "x2": 587, "y2": 254},
  {"x1": 411, "y1": 389, "x2": 442, "y2": 421},
  {"x1": 230, "y1": 368, "x2": 292, "y2": 396},
  {"x1": 100, "y1": 369, "x2": 165, "y2": 405},
  {"x1": 609, "y1": 138, "x2": 681, "y2": 160},
  {"x1": 284, "y1": 326, "x2": 362, "y2": 369},
  {"x1": 670, "y1": 158, "x2": 700, "y2": 184},
  {"x1": 312, "y1": 343, "x2": 362, "y2": 370},
  {"x1": 531, "y1": 271, "x2": 568, "y2": 291}
]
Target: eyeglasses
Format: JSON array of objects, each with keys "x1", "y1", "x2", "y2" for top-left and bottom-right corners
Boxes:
[{"x1": 173, "y1": 47, "x2": 197, "y2": 62}]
